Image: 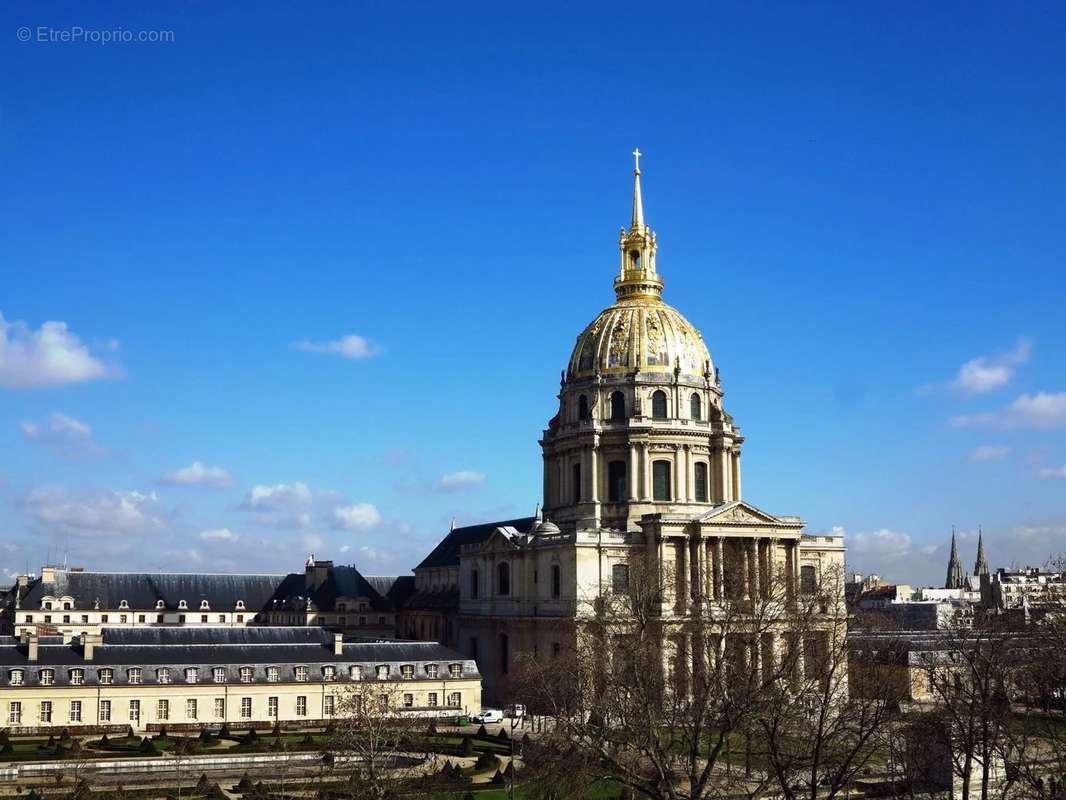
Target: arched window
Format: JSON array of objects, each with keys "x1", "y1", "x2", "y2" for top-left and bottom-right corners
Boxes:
[
  {"x1": 690, "y1": 392, "x2": 702, "y2": 420},
  {"x1": 470, "y1": 569, "x2": 479, "y2": 600},
  {"x1": 607, "y1": 460, "x2": 627, "y2": 502},
  {"x1": 572, "y1": 462, "x2": 582, "y2": 503},
  {"x1": 497, "y1": 562, "x2": 510, "y2": 596},
  {"x1": 652, "y1": 390, "x2": 667, "y2": 419},
  {"x1": 577, "y1": 394, "x2": 590, "y2": 421},
  {"x1": 499, "y1": 633, "x2": 509, "y2": 674},
  {"x1": 629, "y1": 249, "x2": 641, "y2": 269},
  {"x1": 694, "y1": 462, "x2": 709, "y2": 503},
  {"x1": 653, "y1": 460, "x2": 672, "y2": 501},
  {"x1": 610, "y1": 391, "x2": 626, "y2": 422}
]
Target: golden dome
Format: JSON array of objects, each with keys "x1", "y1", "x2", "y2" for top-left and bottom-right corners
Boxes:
[{"x1": 568, "y1": 297, "x2": 712, "y2": 380}]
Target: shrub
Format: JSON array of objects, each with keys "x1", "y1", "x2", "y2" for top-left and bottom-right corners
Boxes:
[
  {"x1": 460, "y1": 736, "x2": 475, "y2": 756},
  {"x1": 242, "y1": 729, "x2": 258, "y2": 745},
  {"x1": 155, "y1": 726, "x2": 168, "y2": 740},
  {"x1": 196, "y1": 773, "x2": 211, "y2": 793},
  {"x1": 126, "y1": 725, "x2": 136, "y2": 739},
  {"x1": 491, "y1": 769, "x2": 505, "y2": 785},
  {"x1": 0, "y1": 742, "x2": 12, "y2": 755},
  {"x1": 426, "y1": 718, "x2": 438, "y2": 735},
  {"x1": 234, "y1": 772, "x2": 254, "y2": 792},
  {"x1": 139, "y1": 737, "x2": 156, "y2": 754},
  {"x1": 271, "y1": 722, "x2": 282, "y2": 736},
  {"x1": 476, "y1": 724, "x2": 487, "y2": 737},
  {"x1": 301, "y1": 733, "x2": 315, "y2": 746},
  {"x1": 218, "y1": 723, "x2": 231, "y2": 738},
  {"x1": 497, "y1": 727, "x2": 509, "y2": 741},
  {"x1": 476, "y1": 750, "x2": 497, "y2": 770},
  {"x1": 198, "y1": 728, "x2": 212, "y2": 742},
  {"x1": 99, "y1": 733, "x2": 110, "y2": 747}
]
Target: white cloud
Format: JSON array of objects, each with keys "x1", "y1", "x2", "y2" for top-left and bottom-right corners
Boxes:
[
  {"x1": 848, "y1": 528, "x2": 913, "y2": 560},
  {"x1": 240, "y1": 482, "x2": 313, "y2": 511},
  {"x1": 952, "y1": 391, "x2": 1066, "y2": 429},
  {"x1": 199, "y1": 528, "x2": 240, "y2": 542},
  {"x1": 161, "y1": 461, "x2": 233, "y2": 488},
  {"x1": 332, "y1": 503, "x2": 382, "y2": 531},
  {"x1": 0, "y1": 312, "x2": 118, "y2": 388},
  {"x1": 293, "y1": 334, "x2": 380, "y2": 360},
  {"x1": 438, "y1": 470, "x2": 486, "y2": 491},
  {"x1": 20, "y1": 412, "x2": 100, "y2": 455},
  {"x1": 22, "y1": 487, "x2": 163, "y2": 537},
  {"x1": 951, "y1": 339, "x2": 1031, "y2": 394},
  {"x1": 968, "y1": 445, "x2": 1010, "y2": 463},
  {"x1": 1037, "y1": 465, "x2": 1066, "y2": 480}
]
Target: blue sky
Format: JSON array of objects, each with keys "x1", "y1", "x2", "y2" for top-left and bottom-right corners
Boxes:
[{"x1": 1, "y1": 2, "x2": 1064, "y2": 586}]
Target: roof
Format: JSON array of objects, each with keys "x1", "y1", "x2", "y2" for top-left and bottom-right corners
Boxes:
[
  {"x1": 21, "y1": 571, "x2": 286, "y2": 612},
  {"x1": 403, "y1": 587, "x2": 460, "y2": 611},
  {"x1": 0, "y1": 628, "x2": 478, "y2": 686},
  {"x1": 267, "y1": 567, "x2": 415, "y2": 613},
  {"x1": 416, "y1": 517, "x2": 536, "y2": 571}
]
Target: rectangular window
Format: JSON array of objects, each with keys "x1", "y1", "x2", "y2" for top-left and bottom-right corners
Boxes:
[
  {"x1": 81, "y1": 615, "x2": 89, "y2": 624},
  {"x1": 185, "y1": 667, "x2": 198, "y2": 683},
  {"x1": 40, "y1": 669, "x2": 54, "y2": 686},
  {"x1": 267, "y1": 666, "x2": 279, "y2": 683},
  {"x1": 376, "y1": 665, "x2": 388, "y2": 680},
  {"x1": 295, "y1": 666, "x2": 308, "y2": 682},
  {"x1": 403, "y1": 693, "x2": 413, "y2": 708},
  {"x1": 378, "y1": 616, "x2": 385, "y2": 625},
  {"x1": 63, "y1": 615, "x2": 70, "y2": 623},
  {"x1": 213, "y1": 667, "x2": 226, "y2": 684},
  {"x1": 426, "y1": 664, "x2": 438, "y2": 679},
  {"x1": 448, "y1": 692, "x2": 461, "y2": 708},
  {"x1": 186, "y1": 699, "x2": 197, "y2": 720},
  {"x1": 157, "y1": 614, "x2": 164, "y2": 623},
  {"x1": 44, "y1": 615, "x2": 52, "y2": 623},
  {"x1": 120, "y1": 615, "x2": 127, "y2": 623},
  {"x1": 471, "y1": 569, "x2": 479, "y2": 599},
  {"x1": 401, "y1": 664, "x2": 413, "y2": 679},
  {"x1": 157, "y1": 668, "x2": 170, "y2": 684},
  {"x1": 157, "y1": 699, "x2": 169, "y2": 721},
  {"x1": 449, "y1": 663, "x2": 462, "y2": 678},
  {"x1": 239, "y1": 667, "x2": 253, "y2": 683},
  {"x1": 9, "y1": 702, "x2": 20, "y2": 724},
  {"x1": 323, "y1": 695, "x2": 335, "y2": 716},
  {"x1": 99, "y1": 700, "x2": 111, "y2": 722},
  {"x1": 138, "y1": 614, "x2": 146, "y2": 623},
  {"x1": 608, "y1": 460, "x2": 627, "y2": 502},
  {"x1": 572, "y1": 462, "x2": 582, "y2": 502},
  {"x1": 201, "y1": 615, "x2": 208, "y2": 623},
  {"x1": 428, "y1": 692, "x2": 438, "y2": 707},
  {"x1": 178, "y1": 615, "x2": 185, "y2": 623},
  {"x1": 40, "y1": 701, "x2": 52, "y2": 723},
  {"x1": 552, "y1": 564, "x2": 561, "y2": 598},
  {"x1": 612, "y1": 564, "x2": 630, "y2": 595},
  {"x1": 653, "y1": 460, "x2": 672, "y2": 501},
  {"x1": 268, "y1": 697, "x2": 278, "y2": 718},
  {"x1": 129, "y1": 700, "x2": 140, "y2": 722},
  {"x1": 350, "y1": 665, "x2": 363, "y2": 681},
  {"x1": 70, "y1": 701, "x2": 82, "y2": 722},
  {"x1": 694, "y1": 462, "x2": 709, "y2": 503},
  {"x1": 214, "y1": 698, "x2": 225, "y2": 719},
  {"x1": 101, "y1": 614, "x2": 108, "y2": 623},
  {"x1": 9, "y1": 670, "x2": 22, "y2": 686},
  {"x1": 323, "y1": 666, "x2": 337, "y2": 681},
  {"x1": 128, "y1": 668, "x2": 141, "y2": 685},
  {"x1": 240, "y1": 697, "x2": 252, "y2": 719},
  {"x1": 218, "y1": 615, "x2": 225, "y2": 623},
  {"x1": 70, "y1": 669, "x2": 84, "y2": 685},
  {"x1": 296, "y1": 696, "x2": 307, "y2": 716},
  {"x1": 236, "y1": 614, "x2": 244, "y2": 623},
  {"x1": 801, "y1": 565, "x2": 818, "y2": 595}
]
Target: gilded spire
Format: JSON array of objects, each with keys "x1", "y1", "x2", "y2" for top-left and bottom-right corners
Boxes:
[
  {"x1": 631, "y1": 148, "x2": 645, "y2": 231},
  {"x1": 974, "y1": 527, "x2": 989, "y2": 577},
  {"x1": 945, "y1": 527, "x2": 964, "y2": 589}
]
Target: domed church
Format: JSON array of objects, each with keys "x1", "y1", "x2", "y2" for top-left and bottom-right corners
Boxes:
[{"x1": 407, "y1": 152, "x2": 845, "y2": 703}]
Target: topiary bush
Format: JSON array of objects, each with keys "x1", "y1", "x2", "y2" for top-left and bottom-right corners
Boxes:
[{"x1": 460, "y1": 736, "x2": 475, "y2": 756}]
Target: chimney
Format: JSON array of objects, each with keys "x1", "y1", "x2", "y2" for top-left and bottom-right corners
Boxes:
[
  {"x1": 305, "y1": 559, "x2": 333, "y2": 591},
  {"x1": 40, "y1": 566, "x2": 56, "y2": 584},
  {"x1": 83, "y1": 632, "x2": 103, "y2": 661},
  {"x1": 23, "y1": 632, "x2": 38, "y2": 662},
  {"x1": 333, "y1": 632, "x2": 344, "y2": 655}
]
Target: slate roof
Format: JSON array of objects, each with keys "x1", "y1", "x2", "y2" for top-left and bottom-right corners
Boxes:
[
  {"x1": 267, "y1": 568, "x2": 415, "y2": 614},
  {"x1": 20, "y1": 571, "x2": 286, "y2": 612},
  {"x1": 403, "y1": 587, "x2": 460, "y2": 611},
  {"x1": 415, "y1": 517, "x2": 536, "y2": 571},
  {"x1": 0, "y1": 628, "x2": 477, "y2": 687}
]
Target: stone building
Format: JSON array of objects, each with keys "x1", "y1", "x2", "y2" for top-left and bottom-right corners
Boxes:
[
  {"x1": 0, "y1": 627, "x2": 479, "y2": 733},
  {"x1": 439, "y1": 153, "x2": 847, "y2": 702}
]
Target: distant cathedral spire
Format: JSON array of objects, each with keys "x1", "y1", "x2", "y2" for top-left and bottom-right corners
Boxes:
[
  {"x1": 945, "y1": 527, "x2": 964, "y2": 589},
  {"x1": 974, "y1": 527, "x2": 989, "y2": 577}
]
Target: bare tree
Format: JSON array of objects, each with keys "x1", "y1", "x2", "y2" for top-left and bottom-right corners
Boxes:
[{"x1": 326, "y1": 680, "x2": 426, "y2": 800}]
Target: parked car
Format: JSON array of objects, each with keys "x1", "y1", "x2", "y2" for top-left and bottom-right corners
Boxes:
[{"x1": 471, "y1": 708, "x2": 503, "y2": 724}]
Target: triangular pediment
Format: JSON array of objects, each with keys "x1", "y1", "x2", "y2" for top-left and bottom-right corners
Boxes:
[
  {"x1": 695, "y1": 500, "x2": 794, "y2": 527},
  {"x1": 478, "y1": 527, "x2": 523, "y2": 553}
]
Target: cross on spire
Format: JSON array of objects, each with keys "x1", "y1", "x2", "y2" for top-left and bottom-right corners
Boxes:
[{"x1": 632, "y1": 148, "x2": 642, "y2": 174}]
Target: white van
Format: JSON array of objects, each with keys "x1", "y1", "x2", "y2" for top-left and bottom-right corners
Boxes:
[{"x1": 471, "y1": 708, "x2": 503, "y2": 724}]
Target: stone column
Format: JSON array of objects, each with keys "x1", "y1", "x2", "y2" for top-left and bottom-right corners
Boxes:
[
  {"x1": 628, "y1": 444, "x2": 639, "y2": 501},
  {"x1": 589, "y1": 439, "x2": 599, "y2": 503},
  {"x1": 678, "y1": 539, "x2": 689, "y2": 613},
  {"x1": 732, "y1": 450, "x2": 742, "y2": 501},
  {"x1": 749, "y1": 538, "x2": 760, "y2": 601},
  {"x1": 696, "y1": 538, "x2": 707, "y2": 604},
  {"x1": 715, "y1": 538, "x2": 725, "y2": 601},
  {"x1": 673, "y1": 447, "x2": 683, "y2": 502},
  {"x1": 685, "y1": 446, "x2": 694, "y2": 502},
  {"x1": 764, "y1": 538, "x2": 775, "y2": 595},
  {"x1": 643, "y1": 445, "x2": 652, "y2": 501},
  {"x1": 719, "y1": 447, "x2": 733, "y2": 503}
]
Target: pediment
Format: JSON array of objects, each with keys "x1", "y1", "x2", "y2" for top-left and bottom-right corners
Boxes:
[
  {"x1": 695, "y1": 501, "x2": 790, "y2": 527},
  {"x1": 478, "y1": 527, "x2": 523, "y2": 553}
]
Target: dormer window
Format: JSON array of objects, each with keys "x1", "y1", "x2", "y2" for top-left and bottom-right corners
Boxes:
[
  {"x1": 401, "y1": 664, "x2": 414, "y2": 679},
  {"x1": 118, "y1": 600, "x2": 129, "y2": 609},
  {"x1": 9, "y1": 670, "x2": 22, "y2": 686},
  {"x1": 178, "y1": 600, "x2": 188, "y2": 609},
  {"x1": 323, "y1": 666, "x2": 337, "y2": 681},
  {"x1": 376, "y1": 664, "x2": 389, "y2": 680},
  {"x1": 156, "y1": 600, "x2": 165, "y2": 609},
  {"x1": 43, "y1": 601, "x2": 53, "y2": 610},
  {"x1": 235, "y1": 600, "x2": 245, "y2": 610},
  {"x1": 157, "y1": 668, "x2": 170, "y2": 684},
  {"x1": 350, "y1": 665, "x2": 363, "y2": 681},
  {"x1": 426, "y1": 664, "x2": 438, "y2": 679},
  {"x1": 39, "y1": 669, "x2": 55, "y2": 686},
  {"x1": 200, "y1": 600, "x2": 210, "y2": 610}
]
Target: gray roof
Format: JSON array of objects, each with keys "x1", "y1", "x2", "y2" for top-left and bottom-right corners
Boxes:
[
  {"x1": 21, "y1": 571, "x2": 286, "y2": 612},
  {"x1": 416, "y1": 517, "x2": 536, "y2": 571},
  {"x1": 266, "y1": 568, "x2": 415, "y2": 614},
  {"x1": 0, "y1": 627, "x2": 477, "y2": 688}
]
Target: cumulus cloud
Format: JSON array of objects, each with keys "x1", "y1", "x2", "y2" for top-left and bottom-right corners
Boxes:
[
  {"x1": 848, "y1": 528, "x2": 914, "y2": 560},
  {"x1": 952, "y1": 391, "x2": 1066, "y2": 429},
  {"x1": 20, "y1": 412, "x2": 101, "y2": 456},
  {"x1": 968, "y1": 445, "x2": 1010, "y2": 463},
  {"x1": 22, "y1": 487, "x2": 164, "y2": 537},
  {"x1": 949, "y1": 339, "x2": 1031, "y2": 395},
  {"x1": 199, "y1": 528, "x2": 240, "y2": 542},
  {"x1": 161, "y1": 461, "x2": 233, "y2": 488},
  {"x1": 332, "y1": 503, "x2": 382, "y2": 531},
  {"x1": 240, "y1": 482, "x2": 313, "y2": 511},
  {"x1": 293, "y1": 334, "x2": 380, "y2": 360},
  {"x1": 438, "y1": 470, "x2": 486, "y2": 491},
  {"x1": 0, "y1": 312, "x2": 119, "y2": 388},
  {"x1": 1037, "y1": 465, "x2": 1066, "y2": 480}
]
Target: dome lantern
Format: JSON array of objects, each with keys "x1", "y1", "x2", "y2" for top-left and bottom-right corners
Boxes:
[{"x1": 614, "y1": 148, "x2": 663, "y2": 302}]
